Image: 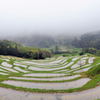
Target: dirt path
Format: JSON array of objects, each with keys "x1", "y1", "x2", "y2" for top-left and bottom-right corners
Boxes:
[{"x1": 0, "y1": 86, "x2": 100, "y2": 100}]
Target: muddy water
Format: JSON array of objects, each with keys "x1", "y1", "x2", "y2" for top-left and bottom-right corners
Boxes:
[{"x1": 2, "y1": 78, "x2": 90, "y2": 90}]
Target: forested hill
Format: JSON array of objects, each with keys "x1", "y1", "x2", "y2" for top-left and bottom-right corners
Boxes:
[
  {"x1": 0, "y1": 34, "x2": 75, "y2": 48},
  {"x1": 0, "y1": 40, "x2": 52, "y2": 59},
  {"x1": 72, "y1": 32, "x2": 100, "y2": 56},
  {"x1": 0, "y1": 31, "x2": 100, "y2": 52},
  {"x1": 72, "y1": 32, "x2": 100, "y2": 49}
]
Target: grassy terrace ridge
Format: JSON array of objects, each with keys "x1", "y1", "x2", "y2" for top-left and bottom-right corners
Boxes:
[
  {"x1": 0, "y1": 75, "x2": 99, "y2": 93},
  {"x1": 0, "y1": 54, "x2": 99, "y2": 93},
  {"x1": 7, "y1": 76, "x2": 81, "y2": 83}
]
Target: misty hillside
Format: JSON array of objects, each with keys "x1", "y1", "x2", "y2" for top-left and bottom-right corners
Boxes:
[
  {"x1": 0, "y1": 31, "x2": 100, "y2": 50},
  {"x1": 0, "y1": 34, "x2": 75, "y2": 48},
  {"x1": 72, "y1": 31, "x2": 100, "y2": 49}
]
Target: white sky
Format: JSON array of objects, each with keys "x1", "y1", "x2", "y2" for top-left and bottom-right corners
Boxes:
[{"x1": 0, "y1": 0, "x2": 100, "y2": 36}]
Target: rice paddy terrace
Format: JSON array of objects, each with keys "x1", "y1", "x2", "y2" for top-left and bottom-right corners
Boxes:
[{"x1": 0, "y1": 55, "x2": 100, "y2": 100}]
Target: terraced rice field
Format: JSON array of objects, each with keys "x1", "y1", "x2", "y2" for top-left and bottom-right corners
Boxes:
[{"x1": 0, "y1": 55, "x2": 99, "y2": 94}]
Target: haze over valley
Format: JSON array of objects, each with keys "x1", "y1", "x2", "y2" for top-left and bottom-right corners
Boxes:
[{"x1": 0, "y1": 0, "x2": 100, "y2": 100}]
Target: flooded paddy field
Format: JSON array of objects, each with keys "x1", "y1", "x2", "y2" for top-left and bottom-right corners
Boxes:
[{"x1": 0, "y1": 55, "x2": 99, "y2": 100}]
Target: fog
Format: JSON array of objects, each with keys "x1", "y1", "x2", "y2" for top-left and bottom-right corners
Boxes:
[{"x1": 0, "y1": 0, "x2": 100, "y2": 37}]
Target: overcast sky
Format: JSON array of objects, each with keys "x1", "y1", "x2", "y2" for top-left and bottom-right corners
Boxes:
[{"x1": 0, "y1": 0, "x2": 100, "y2": 36}]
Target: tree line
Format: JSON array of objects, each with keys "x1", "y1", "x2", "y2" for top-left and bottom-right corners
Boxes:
[
  {"x1": 72, "y1": 32, "x2": 100, "y2": 55},
  {"x1": 0, "y1": 40, "x2": 52, "y2": 59}
]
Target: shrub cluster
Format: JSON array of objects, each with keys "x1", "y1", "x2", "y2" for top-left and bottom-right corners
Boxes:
[
  {"x1": 87, "y1": 64, "x2": 100, "y2": 77},
  {"x1": 80, "y1": 48, "x2": 100, "y2": 56},
  {"x1": 0, "y1": 40, "x2": 52, "y2": 59}
]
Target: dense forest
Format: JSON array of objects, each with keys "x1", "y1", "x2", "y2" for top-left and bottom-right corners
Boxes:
[
  {"x1": 0, "y1": 31, "x2": 100, "y2": 57},
  {"x1": 1, "y1": 34, "x2": 74, "y2": 48},
  {"x1": 72, "y1": 32, "x2": 100, "y2": 49},
  {"x1": 0, "y1": 40, "x2": 52, "y2": 59},
  {"x1": 72, "y1": 32, "x2": 100, "y2": 55}
]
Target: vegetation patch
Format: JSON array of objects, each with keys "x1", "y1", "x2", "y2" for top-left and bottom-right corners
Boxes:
[{"x1": 0, "y1": 54, "x2": 99, "y2": 93}]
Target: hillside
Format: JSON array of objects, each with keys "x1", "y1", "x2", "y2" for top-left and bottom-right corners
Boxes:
[
  {"x1": 0, "y1": 40, "x2": 52, "y2": 59},
  {"x1": 0, "y1": 34, "x2": 75, "y2": 48},
  {"x1": 0, "y1": 54, "x2": 99, "y2": 93}
]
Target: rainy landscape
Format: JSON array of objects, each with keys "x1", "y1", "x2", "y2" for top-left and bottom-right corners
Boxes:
[{"x1": 0, "y1": 0, "x2": 100, "y2": 100}]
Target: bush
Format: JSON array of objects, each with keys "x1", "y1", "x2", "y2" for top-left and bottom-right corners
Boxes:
[
  {"x1": 0, "y1": 40, "x2": 52, "y2": 59},
  {"x1": 79, "y1": 52, "x2": 84, "y2": 56},
  {"x1": 87, "y1": 64, "x2": 100, "y2": 77}
]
